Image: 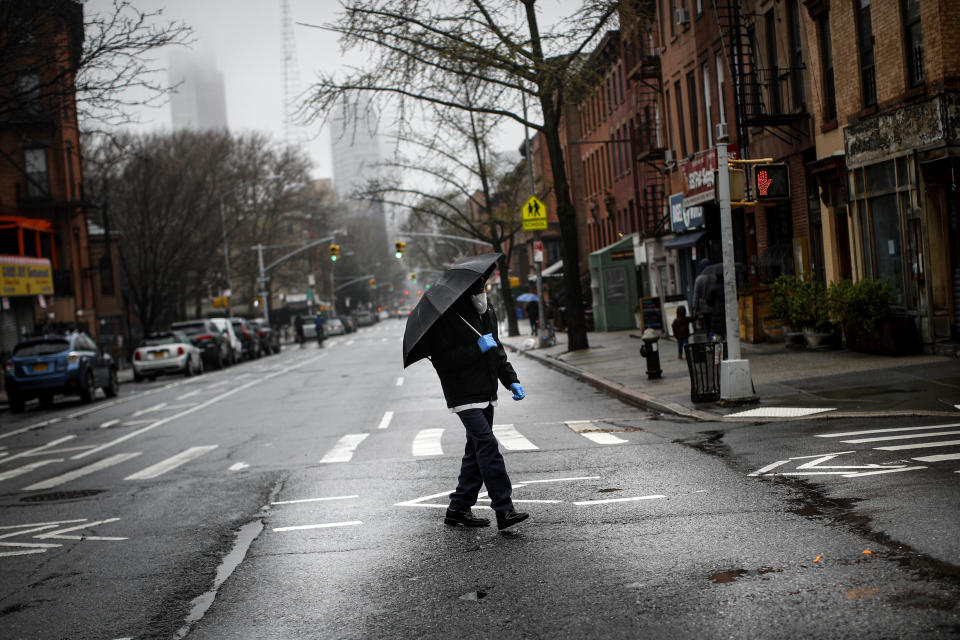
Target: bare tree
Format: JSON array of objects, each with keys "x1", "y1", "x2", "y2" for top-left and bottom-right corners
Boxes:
[{"x1": 302, "y1": 0, "x2": 634, "y2": 350}]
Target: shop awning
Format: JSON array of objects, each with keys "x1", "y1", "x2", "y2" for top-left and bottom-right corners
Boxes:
[{"x1": 663, "y1": 230, "x2": 705, "y2": 250}]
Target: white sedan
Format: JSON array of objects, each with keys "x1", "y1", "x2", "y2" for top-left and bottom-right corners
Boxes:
[{"x1": 133, "y1": 331, "x2": 203, "y2": 381}]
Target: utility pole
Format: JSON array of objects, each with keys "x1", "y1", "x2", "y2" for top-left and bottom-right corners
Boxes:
[
  {"x1": 218, "y1": 196, "x2": 233, "y2": 319},
  {"x1": 522, "y1": 92, "x2": 548, "y2": 347}
]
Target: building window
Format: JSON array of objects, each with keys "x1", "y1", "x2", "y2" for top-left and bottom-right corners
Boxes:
[
  {"x1": 903, "y1": 0, "x2": 924, "y2": 87},
  {"x1": 669, "y1": 0, "x2": 676, "y2": 38},
  {"x1": 716, "y1": 54, "x2": 727, "y2": 125},
  {"x1": 686, "y1": 72, "x2": 700, "y2": 151},
  {"x1": 702, "y1": 61, "x2": 714, "y2": 147},
  {"x1": 16, "y1": 71, "x2": 42, "y2": 116},
  {"x1": 674, "y1": 81, "x2": 687, "y2": 157},
  {"x1": 786, "y1": 0, "x2": 805, "y2": 110},
  {"x1": 664, "y1": 88, "x2": 674, "y2": 153},
  {"x1": 856, "y1": 0, "x2": 877, "y2": 107},
  {"x1": 23, "y1": 148, "x2": 50, "y2": 199},
  {"x1": 764, "y1": 9, "x2": 781, "y2": 115},
  {"x1": 818, "y1": 15, "x2": 837, "y2": 122}
]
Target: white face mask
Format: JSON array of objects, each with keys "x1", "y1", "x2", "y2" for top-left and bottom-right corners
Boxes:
[{"x1": 470, "y1": 292, "x2": 487, "y2": 314}]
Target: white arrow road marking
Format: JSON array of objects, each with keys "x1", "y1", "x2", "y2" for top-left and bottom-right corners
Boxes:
[
  {"x1": 100, "y1": 419, "x2": 120, "y2": 429},
  {"x1": 0, "y1": 519, "x2": 125, "y2": 557},
  {"x1": 0, "y1": 435, "x2": 76, "y2": 466},
  {"x1": 412, "y1": 429, "x2": 445, "y2": 457},
  {"x1": 273, "y1": 521, "x2": 362, "y2": 532},
  {"x1": 73, "y1": 354, "x2": 325, "y2": 460},
  {"x1": 816, "y1": 423, "x2": 960, "y2": 438},
  {"x1": 493, "y1": 424, "x2": 538, "y2": 451},
  {"x1": 573, "y1": 495, "x2": 666, "y2": 506},
  {"x1": 377, "y1": 411, "x2": 394, "y2": 430},
  {"x1": 228, "y1": 462, "x2": 249, "y2": 471},
  {"x1": 838, "y1": 430, "x2": 960, "y2": 444},
  {"x1": 876, "y1": 439, "x2": 960, "y2": 451},
  {"x1": 840, "y1": 466, "x2": 928, "y2": 477},
  {"x1": 125, "y1": 446, "x2": 218, "y2": 480},
  {"x1": 320, "y1": 433, "x2": 370, "y2": 463},
  {"x1": 23, "y1": 452, "x2": 142, "y2": 491},
  {"x1": 394, "y1": 477, "x2": 603, "y2": 509},
  {"x1": 34, "y1": 518, "x2": 126, "y2": 541},
  {"x1": 0, "y1": 460, "x2": 63, "y2": 482},
  {"x1": 912, "y1": 452, "x2": 960, "y2": 462},
  {"x1": 748, "y1": 451, "x2": 921, "y2": 477},
  {"x1": 271, "y1": 495, "x2": 358, "y2": 505}
]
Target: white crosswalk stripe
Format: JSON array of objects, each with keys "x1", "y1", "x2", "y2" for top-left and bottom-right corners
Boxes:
[
  {"x1": 493, "y1": 424, "x2": 538, "y2": 451},
  {"x1": 565, "y1": 420, "x2": 628, "y2": 444},
  {"x1": 413, "y1": 429, "x2": 445, "y2": 456},
  {"x1": 815, "y1": 423, "x2": 960, "y2": 461},
  {"x1": 23, "y1": 452, "x2": 142, "y2": 491},
  {"x1": 125, "y1": 446, "x2": 218, "y2": 480},
  {"x1": 0, "y1": 459, "x2": 63, "y2": 482},
  {"x1": 320, "y1": 434, "x2": 369, "y2": 464}
]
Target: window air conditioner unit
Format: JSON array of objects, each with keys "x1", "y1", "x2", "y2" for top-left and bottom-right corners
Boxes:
[
  {"x1": 663, "y1": 149, "x2": 675, "y2": 164},
  {"x1": 715, "y1": 122, "x2": 729, "y2": 141},
  {"x1": 676, "y1": 8, "x2": 690, "y2": 25}
]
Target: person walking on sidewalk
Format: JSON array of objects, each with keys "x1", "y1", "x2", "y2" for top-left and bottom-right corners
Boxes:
[
  {"x1": 692, "y1": 258, "x2": 712, "y2": 332},
  {"x1": 671, "y1": 306, "x2": 694, "y2": 359},
  {"x1": 706, "y1": 273, "x2": 726, "y2": 340},
  {"x1": 525, "y1": 300, "x2": 539, "y2": 336},
  {"x1": 425, "y1": 277, "x2": 529, "y2": 531}
]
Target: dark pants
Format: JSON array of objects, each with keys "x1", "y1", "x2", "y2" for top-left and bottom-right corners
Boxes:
[{"x1": 448, "y1": 405, "x2": 514, "y2": 513}]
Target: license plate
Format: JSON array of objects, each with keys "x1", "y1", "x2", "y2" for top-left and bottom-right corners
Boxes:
[
  {"x1": 32, "y1": 363, "x2": 48, "y2": 372},
  {"x1": 152, "y1": 351, "x2": 165, "y2": 359}
]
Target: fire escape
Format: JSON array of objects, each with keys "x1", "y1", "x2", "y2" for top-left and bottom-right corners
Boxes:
[
  {"x1": 628, "y1": 45, "x2": 668, "y2": 238},
  {"x1": 714, "y1": 0, "x2": 809, "y2": 150}
]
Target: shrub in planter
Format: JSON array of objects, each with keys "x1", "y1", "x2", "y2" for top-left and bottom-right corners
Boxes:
[
  {"x1": 828, "y1": 279, "x2": 919, "y2": 354},
  {"x1": 771, "y1": 275, "x2": 804, "y2": 348}
]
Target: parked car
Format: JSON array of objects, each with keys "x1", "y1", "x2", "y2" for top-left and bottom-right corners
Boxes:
[
  {"x1": 341, "y1": 314, "x2": 356, "y2": 333},
  {"x1": 171, "y1": 319, "x2": 231, "y2": 370},
  {"x1": 300, "y1": 315, "x2": 317, "y2": 341},
  {"x1": 397, "y1": 306, "x2": 413, "y2": 319},
  {"x1": 4, "y1": 332, "x2": 119, "y2": 412},
  {"x1": 248, "y1": 319, "x2": 280, "y2": 355},
  {"x1": 377, "y1": 309, "x2": 390, "y2": 321},
  {"x1": 355, "y1": 310, "x2": 376, "y2": 327},
  {"x1": 230, "y1": 318, "x2": 262, "y2": 360},
  {"x1": 133, "y1": 331, "x2": 203, "y2": 381},
  {"x1": 209, "y1": 317, "x2": 242, "y2": 364},
  {"x1": 327, "y1": 317, "x2": 347, "y2": 336}
]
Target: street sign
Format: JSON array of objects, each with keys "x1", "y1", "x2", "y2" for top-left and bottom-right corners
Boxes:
[
  {"x1": 533, "y1": 240, "x2": 543, "y2": 263},
  {"x1": 212, "y1": 296, "x2": 229, "y2": 308},
  {"x1": 522, "y1": 196, "x2": 548, "y2": 231}
]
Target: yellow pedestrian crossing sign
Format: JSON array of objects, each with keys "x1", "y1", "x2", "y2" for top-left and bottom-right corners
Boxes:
[{"x1": 522, "y1": 195, "x2": 548, "y2": 230}]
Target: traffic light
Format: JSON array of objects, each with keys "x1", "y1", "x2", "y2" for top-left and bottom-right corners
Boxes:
[
  {"x1": 329, "y1": 243, "x2": 340, "y2": 261},
  {"x1": 754, "y1": 163, "x2": 790, "y2": 200},
  {"x1": 369, "y1": 278, "x2": 376, "y2": 289},
  {"x1": 410, "y1": 272, "x2": 416, "y2": 282},
  {"x1": 394, "y1": 240, "x2": 406, "y2": 259}
]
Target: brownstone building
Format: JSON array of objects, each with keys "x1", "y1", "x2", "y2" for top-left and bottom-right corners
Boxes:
[{"x1": 0, "y1": 1, "x2": 120, "y2": 360}]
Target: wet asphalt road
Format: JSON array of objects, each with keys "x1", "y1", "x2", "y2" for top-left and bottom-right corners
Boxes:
[{"x1": 0, "y1": 321, "x2": 958, "y2": 639}]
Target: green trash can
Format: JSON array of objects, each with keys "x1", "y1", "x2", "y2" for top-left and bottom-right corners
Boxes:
[{"x1": 684, "y1": 340, "x2": 724, "y2": 402}]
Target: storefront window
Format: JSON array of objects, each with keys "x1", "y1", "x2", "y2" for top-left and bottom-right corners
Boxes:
[
  {"x1": 866, "y1": 160, "x2": 895, "y2": 192},
  {"x1": 869, "y1": 194, "x2": 904, "y2": 305}
]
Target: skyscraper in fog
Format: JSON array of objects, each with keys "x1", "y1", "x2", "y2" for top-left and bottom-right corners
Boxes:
[
  {"x1": 168, "y1": 51, "x2": 228, "y2": 131},
  {"x1": 330, "y1": 94, "x2": 383, "y2": 200}
]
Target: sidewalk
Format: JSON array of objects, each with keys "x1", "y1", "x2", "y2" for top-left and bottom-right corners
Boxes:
[{"x1": 500, "y1": 326, "x2": 960, "y2": 422}]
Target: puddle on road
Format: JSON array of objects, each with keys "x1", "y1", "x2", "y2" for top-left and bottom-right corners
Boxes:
[
  {"x1": 174, "y1": 519, "x2": 264, "y2": 639},
  {"x1": 708, "y1": 567, "x2": 782, "y2": 584}
]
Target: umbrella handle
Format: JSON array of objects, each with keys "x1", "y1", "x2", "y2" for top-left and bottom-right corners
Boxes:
[{"x1": 457, "y1": 313, "x2": 483, "y2": 337}]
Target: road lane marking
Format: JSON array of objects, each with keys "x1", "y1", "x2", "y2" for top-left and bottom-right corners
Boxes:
[
  {"x1": 320, "y1": 433, "x2": 370, "y2": 463},
  {"x1": 124, "y1": 446, "x2": 218, "y2": 480},
  {"x1": 0, "y1": 435, "x2": 76, "y2": 466},
  {"x1": 23, "y1": 453, "x2": 142, "y2": 491},
  {"x1": 100, "y1": 419, "x2": 120, "y2": 429},
  {"x1": 377, "y1": 411, "x2": 394, "y2": 430},
  {"x1": 72, "y1": 354, "x2": 325, "y2": 460},
  {"x1": 726, "y1": 407, "x2": 835, "y2": 418},
  {"x1": 21, "y1": 445, "x2": 95, "y2": 457},
  {"x1": 271, "y1": 495, "x2": 358, "y2": 505},
  {"x1": 912, "y1": 453, "x2": 960, "y2": 462},
  {"x1": 395, "y1": 377, "x2": 404, "y2": 386},
  {"x1": 841, "y1": 466, "x2": 927, "y2": 477},
  {"x1": 346, "y1": 340, "x2": 355, "y2": 346},
  {"x1": 838, "y1": 430, "x2": 960, "y2": 444},
  {"x1": 273, "y1": 521, "x2": 362, "y2": 532},
  {"x1": 229, "y1": 462, "x2": 249, "y2": 471},
  {"x1": 132, "y1": 402, "x2": 167, "y2": 417},
  {"x1": 875, "y1": 439, "x2": 960, "y2": 451},
  {"x1": 492, "y1": 424, "x2": 538, "y2": 451},
  {"x1": 412, "y1": 429, "x2": 444, "y2": 456},
  {"x1": 581, "y1": 432, "x2": 628, "y2": 444},
  {"x1": 0, "y1": 459, "x2": 64, "y2": 482},
  {"x1": 573, "y1": 495, "x2": 666, "y2": 505},
  {"x1": 816, "y1": 423, "x2": 960, "y2": 438},
  {"x1": 34, "y1": 517, "x2": 127, "y2": 541},
  {"x1": 177, "y1": 389, "x2": 203, "y2": 400},
  {"x1": 0, "y1": 417, "x2": 66, "y2": 441}
]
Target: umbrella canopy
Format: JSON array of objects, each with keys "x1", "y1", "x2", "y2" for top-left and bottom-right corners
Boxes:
[
  {"x1": 402, "y1": 252, "x2": 501, "y2": 368},
  {"x1": 516, "y1": 293, "x2": 538, "y2": 303}
]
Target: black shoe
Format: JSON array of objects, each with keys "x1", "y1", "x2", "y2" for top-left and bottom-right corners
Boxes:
[
  {"x1": 496, "y1": 510, "x2": 529, "y2": 530},
  {"x1": 444, "y1": 508, "x2": 490, "y2": 528}
]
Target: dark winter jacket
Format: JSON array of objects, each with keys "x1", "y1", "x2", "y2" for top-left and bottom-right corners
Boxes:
[{"x1": 425, "y1": 296, "x2": 519, "y2": 409}]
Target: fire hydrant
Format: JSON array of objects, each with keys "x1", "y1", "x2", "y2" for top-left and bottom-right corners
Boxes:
[{"x1": 638, "y1": 327, "x2": 663, "y2": 379}]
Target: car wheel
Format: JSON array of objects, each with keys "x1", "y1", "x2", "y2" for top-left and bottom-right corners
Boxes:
[
  {"x1": 215, "y1": 351, "x2": 224, "y2": 370},
  {"x1": 8, "y1": 390, "x2": 25, "y2": 413},
  {"x1": 105, "y1": 369, "x2": 119, "y2": 398},
  {"x1": 39, "y1": 393, "x2": 54, "y2": 408},
  {"x1": 197, "y1": 357, "x2": 204, "y2": 375},
  {"x1": 134, "y1": 371, "x2": 144, "y2": 383},
  {"x1": 79, "y1": 371, "x2": 96, "y2": 404},
  {"x1": 185, "y1": 357, "x2": 194, "y2": 377}
]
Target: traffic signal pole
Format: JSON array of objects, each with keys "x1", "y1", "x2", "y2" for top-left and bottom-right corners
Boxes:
[{"x1": 522, "y1": 92, "x2": 547, "y2": 347}]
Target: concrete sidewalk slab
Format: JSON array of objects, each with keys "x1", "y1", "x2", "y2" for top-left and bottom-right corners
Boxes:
[{"x1": 501, "y1": 326, "x2": 960, "y2": 423}]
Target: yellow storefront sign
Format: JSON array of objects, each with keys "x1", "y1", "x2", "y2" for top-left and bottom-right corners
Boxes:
[{"x1": 0, "y1": 255, "x2": 53, "y2": 296}]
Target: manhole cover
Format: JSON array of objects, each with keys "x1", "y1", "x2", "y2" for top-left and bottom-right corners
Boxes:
[{"x1": 21, "y1": 489, "x2": 105, "y2": 502}]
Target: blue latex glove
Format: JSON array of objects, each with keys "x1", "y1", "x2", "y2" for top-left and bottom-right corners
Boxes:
[
  {"x1": 510, "y1": 382, "x2": 525, "y2": 401},
  {"x1": 477, "y1": 333, "x2": 497, "y2": 353}
]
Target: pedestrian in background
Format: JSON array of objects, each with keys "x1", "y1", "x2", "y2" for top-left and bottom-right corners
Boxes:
[
  {"x1": 314, "y1": 312, "x2": 325, "y2": 347},
  {"x1": 294, "y1": 314, "x2": 304, "y2": 347},
  {"x1": 692, "y1": 258, "x2": 712, "y2": 332},
  {"x1": 525, "y1": 300, "x2": 539, "y2": 336},
  {"x1": 706, "y1": 273, "x2": 726, "y2": 340},
  {"x1": 671, "y1": 306, "x2": 694, "y2": 359},
  {"x1": 425, "y1": 276, "x2": 529, "y2": 531}
]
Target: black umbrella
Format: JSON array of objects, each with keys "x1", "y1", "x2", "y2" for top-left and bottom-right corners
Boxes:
[{"x1": 402, "y1": 252, "x2": 501, "y2": 368}]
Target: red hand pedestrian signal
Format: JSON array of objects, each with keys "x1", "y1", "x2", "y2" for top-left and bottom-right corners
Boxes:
[{"x1": 757, "y1": 170, "x2": 772, "y2": 197}]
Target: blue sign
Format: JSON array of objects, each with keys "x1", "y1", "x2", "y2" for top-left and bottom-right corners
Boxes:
[{"x1": 669, "y1": 192, "x2": 704, "y2": 232}]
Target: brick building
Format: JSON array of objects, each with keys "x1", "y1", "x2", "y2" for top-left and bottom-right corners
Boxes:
[{"x1": 0, "y1": 1, "x2": 120, "y2": 361}]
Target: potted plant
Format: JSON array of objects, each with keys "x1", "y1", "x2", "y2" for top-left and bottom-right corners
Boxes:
[
  {"x1": 828, "y1": 279, "x2": 920, "y2": 355},
  {"x1": 801, "y1": 279, "x2": 840, "y2": 350},
  {"x1": 771, "y1": 275, "x2": 804, "y2": 349}
]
